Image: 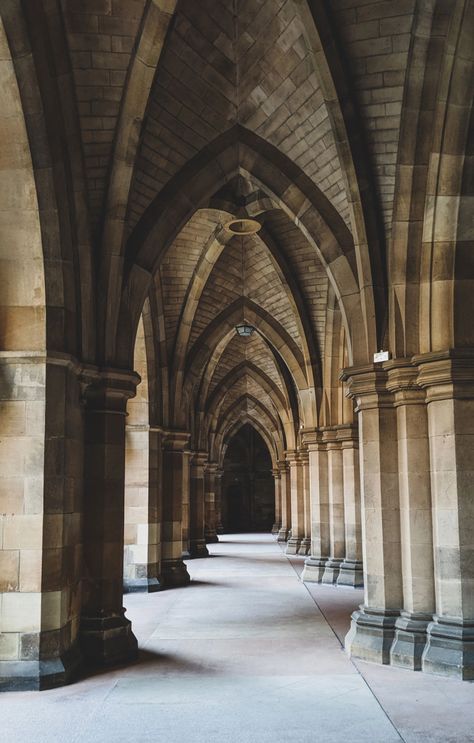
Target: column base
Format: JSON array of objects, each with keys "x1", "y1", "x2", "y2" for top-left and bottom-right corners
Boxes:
[
  {"x1": 301, "y1": 556, "x2": 328, "y2": 583},
  {"x1": 123, "y1": 577, "x2": 161, "y2": 594},
  {"x1": 322, "y1": 558, "x2": 343, "y2": 584},
  {"x1": 336, "y1": 560, "x2": 364, "y2": 588},
  {"x1": 205, "y1": 532, "x2": 219, "y2": 544},
  {"x1": 161, "y1": 558, "x2": 191, "y2": 588},
  {"x1": 80, "y1": 608, "x2": 138, "y2": 667},
  {"x1": 297, "y1": 537, "x2": 311, "y2": 556},
  {"x1": 189, "y1": 540, "x2": 210, "y2": 558},
  {"x1": 390, "y1": 611, "x2": 431, "y2": 671},
  {"x1": 216, "y1": 524, "x2": 224, "y2": 534},
  {"x1": 345, "y1": 605, "x2": 400, "y2": 665},
  {"x1": 0, "y1": 641, "x2": 82, "y2": 691},
  {"x1": 271, "y1": 522, "x2": 281, "y2": 536},
  {"x1": 285, "y1": 536, "x2": 302, "y2": 554},
  {"x1": 277, "y1": 527, "x2": 289, "y2": 543},
  {"x1": 422, "y1": 615, "x2": 474, "y2": 680}
]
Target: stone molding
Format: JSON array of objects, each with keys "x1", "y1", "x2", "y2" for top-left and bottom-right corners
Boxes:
[
  {"x1": 343, "y1": 351, "x2": 474, "y2": 407},
  {"x1": 414, "y1": 349, "x2": 474, "y2": 401},
  {"x1": 162, "y1": 430, "x2": 191, "y2": 450}
]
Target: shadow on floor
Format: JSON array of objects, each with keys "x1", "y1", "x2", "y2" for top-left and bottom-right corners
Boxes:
[{"x1": 77, "y1": 648, "x2": 210, "y2": 683}]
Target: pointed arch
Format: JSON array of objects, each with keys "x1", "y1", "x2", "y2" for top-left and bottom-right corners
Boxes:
[{"x1": 113, "y1": 126, "x2": 370, "y2": 367}]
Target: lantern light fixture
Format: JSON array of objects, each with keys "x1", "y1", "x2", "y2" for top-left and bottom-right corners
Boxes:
[
  {"x1": 235, "y1": 323, "x2": 255, "y2": 337},
  {"x1": 234, "y1": 231, "x2": 256, "y2": 339}
]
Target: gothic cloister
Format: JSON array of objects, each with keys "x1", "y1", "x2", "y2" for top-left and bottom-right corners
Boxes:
[{"x1": 0, "y1": 0, "x2": 473, "y2": 739}]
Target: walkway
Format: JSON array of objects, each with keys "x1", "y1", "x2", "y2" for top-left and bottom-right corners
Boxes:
[{"x1": 2, "y1": 534, "x2": 474, "y2": 742}]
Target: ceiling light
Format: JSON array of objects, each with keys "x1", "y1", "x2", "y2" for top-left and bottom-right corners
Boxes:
[
  {"x1": 225, "y1": 218, "x2": 261, "y2": 235},
  {"x1": 235, "y1": 323, "x2": 255, "y2": 337}
]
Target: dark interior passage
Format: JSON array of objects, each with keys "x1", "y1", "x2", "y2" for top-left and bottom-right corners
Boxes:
[{"x1": 222, "y1": 424, "x2": 275, "y2": 532}]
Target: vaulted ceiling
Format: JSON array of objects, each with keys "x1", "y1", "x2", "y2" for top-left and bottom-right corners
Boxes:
[{"x1": 12, "y1": 0, "x2": 440, "y2": 461}]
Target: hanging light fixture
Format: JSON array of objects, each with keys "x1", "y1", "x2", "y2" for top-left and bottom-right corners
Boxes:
[
  {"x1": 224, "y1": 218, "x2": 261, "y2": 236},
  {"x1": 235, "y1": 322, "x2": 255, "y2": 337},
  {"x1": 235, "y1": 234, "x2": 255, "y2": 338}
]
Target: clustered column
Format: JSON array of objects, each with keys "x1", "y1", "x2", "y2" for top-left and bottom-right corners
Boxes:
[
  {"x1": 342, "y1": 367, "x2": 402, "y2": 664},
  {"x1": 285, "y1": 450, "x2": 305, "y2": 554},
  {"x1": 271, "y1": 467, "x2": 282, "y2": 536},
  {"x1": 298, "y1": 449, "x2": 311, "y2": 555},
  {"x1": 387, "y1": 362, "x2": 434, "y2": 670},
  {"x1": 416, "y1": 352, "x2": 474, "y2": 679},
  {"x1": 301, "y1": 429, "x2": 330, "y2": 582},
  {"x1": 277, "y1": 460, "x2": 291, "y2": 543},
  {"x1": 338, "y1": 354, "x2": 474, "y2": 679},
  {"x1": 302, "y1": 425, "x2": 361, "y2": 586},
  {"x1": 204, "y1": 462, "x2": 219, "y2": 544},
  {"x1": 160, "y1": 432, "x2": 191, "y2": 587},
  {"x1": 337, "y1": 424, "x2": 363, "y2": 588},
  {"x1": 189, "y1": 451, "x2": 210, "y2": 558},
  {"x1": 321, "y1": 429, "x2": 345, "y2": 583},
  {"x1": 80, "y1": 369, "x2": 140, "y2": 666},
  {"x1": 215, "y1": 467, "x2": 224, "y2": 534}
]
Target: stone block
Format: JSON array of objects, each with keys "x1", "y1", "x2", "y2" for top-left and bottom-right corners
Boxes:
[
  {"x1": 0, "y1": 550, "x2": 19, "y2": 591},
  {"x1": 1, "y1": 592, "x2": 41, "y2": 633},
  {"x1": 3, "y1": 515, "x2": 43, "y2": 550},
  {"x1": 0, "y1": 632, "x2": 19, "y2": 661}
]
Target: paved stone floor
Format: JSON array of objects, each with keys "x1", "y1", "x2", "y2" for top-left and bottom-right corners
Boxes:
[{"x1": 1, "y1": 534, "x2": 474, "y2": 742}]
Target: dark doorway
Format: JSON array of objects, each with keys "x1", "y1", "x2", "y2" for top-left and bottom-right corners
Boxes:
[{"x1": 222, "y1": 424, "x2": 275, "y2": 532}]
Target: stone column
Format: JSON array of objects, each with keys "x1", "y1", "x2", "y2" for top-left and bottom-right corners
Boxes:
[
  {"x1": 286, "y1": 451, "x2": 305, "y2": 554},
  {"x1": 298, "y1": 449, "x2": 311, "y2": 555},
  {"x1": 277, "y1": 460, "x2": 290, "y2": 542},
  {"x1": 0, "y1": 354, "x2": 83, "y2": 689},
  {"x1": 215, "y1": 467, "x2": 224, "y2": 534},
  {"x1": 415, "y1": 351, "x2": 474, "y2": 679},
  {"x1": 337, "y1": 424, "x2": 363, "y2": 588},
  {"x1": 271, "y1": 467, "x2": 282, "y2": 536},
  {"x1": 341, "y1": 366, "x2": 402, "y2": 664},
  {"x1": 322, "y1": 429, "x2": 345, "y2": 583},
  {"x1": 123, "y1": 423, "x2": 161, "y2": 594},
  {"x1": 147, "y1": 427, "x2": 163, "y2": 588},
  {"x1": 189, "y1": 451, "x2": 210, "y2": 558},
  {"x1": 161, "y1": 431, "x2": 191, "y2": 587},
  {"x1": 80, "y1": 369, "x2": 140, "y2": 667},
  {"x1": 301, "y1": 429, "x2": 330, "y2": 582},
  {"x1": 204, "y1": 462, "x2": 219, "y2": 543},
  {"x1": 181, "y1": 450, "x2": 191, "y2": 558},
  {"x1": 386, "y1": 361, "x2": 435, "y2": 670}
]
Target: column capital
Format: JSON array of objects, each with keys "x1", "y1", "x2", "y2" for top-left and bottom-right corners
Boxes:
[
  {"x1": 284, "y1": 449, "x2": 303, "y2": 464},
  {"x1": 340, "y1": 364, "x2": 393, "y2": 410},
  {"x1": 322, "y1": 427, "x2": 339, "y2": 448},
  {"x1": 277, "y1": 459, "x2": 289, "y2": 474},
  {"x1": 191, "y1": 450, "x2": 209, "y2": 464},
  {"x1": 204, "y1": 461, "x2": 219, "y2": 475},
  {"x1": 299, "y1": 447, "x2": 309, "y2": 463},
  {"x1": 81, "y1": 366, "x2": 141, "y2": 412},
  {"x1": 271, "y1": 467, "x2": 281, "y2": 479},
  {"x1": 162, "y1": 429, "x2": 191, "y2": 451},
  {"x1": 334, "y1": 423, "x2": 358, "y2": 445},
  {"x1": 190, "y1": 450, "x2": 208, "y2": 474},
  {"x1": 385, "y1": 358, "x2": 424, "y2": 401},
  {"x1": 301, "y1": 427, "x2": 324, "y2": 451},
  {"x1": 413, "y1": 349, "x2": 474, "y2": 401}
]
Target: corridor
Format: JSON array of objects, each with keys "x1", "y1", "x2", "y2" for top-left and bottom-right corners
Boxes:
[{"x1": 2, "y1": 535, "x2": 474, "y2": 743}]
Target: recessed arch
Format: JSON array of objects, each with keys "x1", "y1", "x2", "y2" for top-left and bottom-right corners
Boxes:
[
  {"x1": 214, "y1": 402, "x2": 283, "y2": 469},
  {"x1": 204, "y1": 362, "x2": 296, "y2": 450},
  {"x1": 113, "y1": 126, "x2": 371, "y2": 367},
  {"x1": 219, "y1": 417, "x2": 279, "y2": 471}
]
